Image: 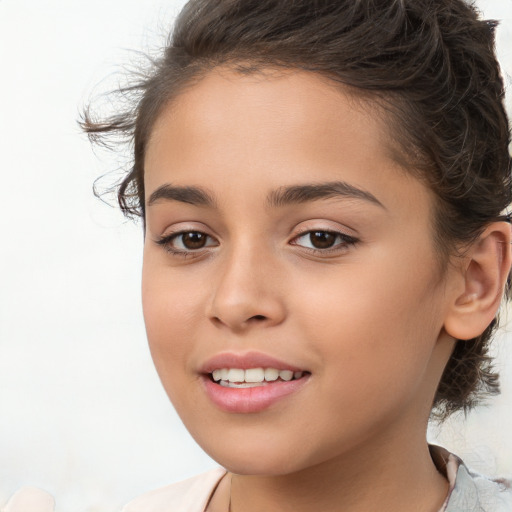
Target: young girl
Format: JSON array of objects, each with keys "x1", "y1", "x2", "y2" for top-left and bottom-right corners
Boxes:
[
  {"x1": 5, "y1": 0, "x2": 511, "y2": 511},
  {"x1": 93, "y1": 0, "x2": 512, "y2": 511}
]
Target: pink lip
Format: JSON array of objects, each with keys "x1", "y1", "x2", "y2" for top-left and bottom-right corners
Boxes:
[
  {"x1": 199, "y1": 351, "x2": 310, "y2": 414},
  {"x1": 202, "y1": 375, "x2": 310, "y2": 413},
  {"x1": 199, "y1": 351, "x2": 305, "y2": 373}
]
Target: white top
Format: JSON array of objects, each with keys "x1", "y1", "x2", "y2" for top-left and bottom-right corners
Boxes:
[
  {"x1": 3, "y1": 447, "x2": 511, "y2": 512},
  {"x1": 121, "y1": 446, "x2": 512, "y2": 512},
  {"x1": 121, "y1": 467, "x2": 226, "y2": 512},
  {"x1": 1, "y1": 487, "x2": 55, "y2": 512}
]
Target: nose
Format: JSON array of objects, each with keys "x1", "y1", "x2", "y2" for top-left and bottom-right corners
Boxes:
[{"x1": 207, "y1": 242, "x2": 287, "y2": 332}]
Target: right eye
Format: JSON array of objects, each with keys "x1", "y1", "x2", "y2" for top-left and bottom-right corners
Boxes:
[{"x1": 156, "y1": 231, "x2": 218, "y2": 255}]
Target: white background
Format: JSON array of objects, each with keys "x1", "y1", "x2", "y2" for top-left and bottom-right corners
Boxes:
[{"x1": 0, "y1": 1, "x2": 511, "y2": 511}]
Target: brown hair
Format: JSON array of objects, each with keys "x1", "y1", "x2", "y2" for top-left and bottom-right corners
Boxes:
[{"x1": 82, "y1": 0, "x2": 512, "y2": 420}]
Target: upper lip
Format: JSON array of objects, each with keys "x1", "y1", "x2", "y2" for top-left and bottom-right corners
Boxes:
[{"x1": 199, "y1": 351, "x2": 307, "y2": 374}]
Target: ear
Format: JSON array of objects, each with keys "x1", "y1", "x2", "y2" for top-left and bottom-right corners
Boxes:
[{"x1": 444, "y1": 222, "x2": 512, "y2": 341}]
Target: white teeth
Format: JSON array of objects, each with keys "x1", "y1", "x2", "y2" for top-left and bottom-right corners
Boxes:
[
  {"x1": 219, "y1": 381, "x2": 262, "y2": 388},
  {"x1": 245, "y1": 368, "x2": 265, "y2": 383},
  {"x1": 211, "y1": 367, "x2": 306, "y2": 384},
  {"x1": 279, "y1": 370, "x2": 293, "y2": 381},
  {"x1": 264, "y1": 368, "x2": 279, "y2": 381},
  {"x1": 227, "y1": 368, "x2": 245, "y2": 383}
]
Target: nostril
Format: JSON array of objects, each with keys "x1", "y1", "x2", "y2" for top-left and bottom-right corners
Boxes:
[{"x1": 250, "y1": 315, "x2": 267, "y2": 321}]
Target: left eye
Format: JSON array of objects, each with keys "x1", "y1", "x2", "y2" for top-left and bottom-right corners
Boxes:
[
  {"x1": 292, "y1": 230, "x2": 356, "y2": 250},
  {"x1": 159, "y1": 231, "x2": 218, "y2": 252},
  {"x1": 177, "y1": 232, "x2": 212, "y2": 249}
]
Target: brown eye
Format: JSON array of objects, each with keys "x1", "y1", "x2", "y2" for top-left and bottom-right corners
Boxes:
[
  {"x1": 309, "y1": 231, "x2": 336, "y2": 249},
  {"x1": 156, "y1": 230, "x2": 218, "y2": 255},
  {"x1": 180, "y1": 232, "x2": 208, "y2": 249},
  {"x1": 291, "y1": 229, "x2": 358, "y2": 253}
]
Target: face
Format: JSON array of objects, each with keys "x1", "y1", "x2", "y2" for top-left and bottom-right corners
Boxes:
[{"x1": 142, "y1": 68, "x2": 456, "y2": 475}]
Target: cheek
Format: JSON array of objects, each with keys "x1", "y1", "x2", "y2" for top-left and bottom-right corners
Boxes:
[
  {"x1": 141, "y1": 258, "x2": 205, "y2": 385},
  {"x1": 292, "y1": 244, "x2": 444, "y2": 402}
]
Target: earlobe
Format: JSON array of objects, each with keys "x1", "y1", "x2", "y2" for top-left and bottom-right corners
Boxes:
[{"x1": 444, "y1": 222, "x2": 512, "y2": 341}]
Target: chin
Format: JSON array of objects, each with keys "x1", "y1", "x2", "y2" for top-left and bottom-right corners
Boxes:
[
  {"x1": 194, "y1": 432, "x2": 310, "y2": 476},
  {"x1": 219, "y1": 455, "x2": 304, "y2": 476}
]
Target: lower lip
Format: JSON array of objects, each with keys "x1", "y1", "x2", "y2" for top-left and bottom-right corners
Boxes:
[{"x1": 202, "y1": 375, "x2": 310, "y2": 413}]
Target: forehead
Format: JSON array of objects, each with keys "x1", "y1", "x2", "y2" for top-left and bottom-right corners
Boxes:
[
  {"x1": 144, "y1": 67, "x2": 426, "y2": 214},
  {"x1": 150, "y1": 67, "x2": 377, "y2": 132},
  {"x1": 146, "y1": 68, "x2": 393, "y2": 167}
]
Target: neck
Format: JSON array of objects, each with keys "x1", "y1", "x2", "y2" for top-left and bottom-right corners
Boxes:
[{"x1": 227, "y1": 428, "x2": 448, "y2": 512}]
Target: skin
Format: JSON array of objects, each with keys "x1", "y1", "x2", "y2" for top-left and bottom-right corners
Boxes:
[{"x1": 141, "y1": 68, "x2": 507, "y2": 511}]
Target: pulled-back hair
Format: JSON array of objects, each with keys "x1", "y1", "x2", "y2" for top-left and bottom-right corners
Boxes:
[{"x1": 82, "y1": 0, "x2": 512, "y2": 420}]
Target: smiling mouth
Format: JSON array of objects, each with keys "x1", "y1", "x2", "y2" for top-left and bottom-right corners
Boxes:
[{"x1": 209, "y1": 367, "x2": 309, "y2": 388}]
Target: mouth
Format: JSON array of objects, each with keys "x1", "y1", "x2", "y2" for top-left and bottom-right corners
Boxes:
[
  {"x1": 200, "y1": 353, "x2": 311, "y2": 413},
  {"x1": 208, "y1": 367, "x2": 308, "y2": 388}
]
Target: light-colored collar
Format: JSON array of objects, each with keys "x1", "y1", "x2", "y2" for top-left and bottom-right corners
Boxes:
[{"x1": 430, "y1": 444, "x2": 512, "y2": 512}]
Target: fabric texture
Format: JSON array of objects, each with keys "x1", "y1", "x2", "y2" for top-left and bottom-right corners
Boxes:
[
  {"x1": 431, "y1": 446, "x2": 512, "y2": 512},
  {"x1": 121, "y1": 468, "x2": 226, "y2": 512},
  {"x1": 121, "y1": 446, "x2": 512, "y2": 512}
]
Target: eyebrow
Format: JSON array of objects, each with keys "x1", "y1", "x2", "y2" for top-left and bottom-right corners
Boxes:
[
  {"x1": 147, "y1": 181, "x2": 384, "y2": 209},
  {"x1": 267, "y1": 181, "x2": 385, "y2": 209},
  {"x1": 148, "y1": 184, "x2": 217, "y2": 208}
]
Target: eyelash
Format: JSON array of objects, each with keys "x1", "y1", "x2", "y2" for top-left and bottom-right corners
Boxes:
[
  {"x1": 155, "y1": 231, "x2": 218, "y2": 258},
  {"x1": 155, "y1": 229, "x2": 359, "y2": 258},
  {"x1": 290, "y1": 229, "x2": 359, "y2": 255}
]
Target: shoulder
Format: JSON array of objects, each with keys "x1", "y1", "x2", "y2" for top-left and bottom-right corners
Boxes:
[
  {"x1": 446, "y1": 463, "x2": 512, "y2": 512},
  {"x1": 121, "y1": 468, "x2": 227, "y2": 512},
  {"x1": 1, "y1": 487, "x2": 55, "y2": 512},
  {"x1": 431, "y1": 445, "x2": 512, "y2": 512}
]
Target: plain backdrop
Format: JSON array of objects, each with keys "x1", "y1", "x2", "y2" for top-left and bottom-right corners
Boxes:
[{"x1": 0, "y1": 1, "x2": 511, "y2": 511}]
